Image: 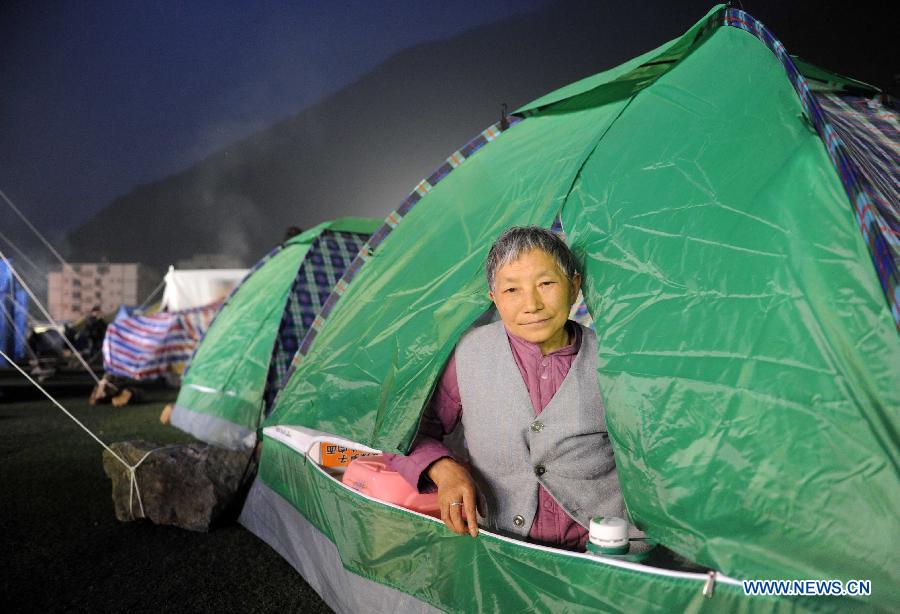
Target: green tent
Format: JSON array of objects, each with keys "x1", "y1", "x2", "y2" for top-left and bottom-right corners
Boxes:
[
  {"x1": 170, "y1": 218, "x2": 380, "y2": 449},
  {"x1": 240, "y1": 6, "x2": 899, "y2": 612}
]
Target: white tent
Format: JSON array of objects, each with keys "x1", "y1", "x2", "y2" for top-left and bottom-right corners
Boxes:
[{"x1": 159, "y1": 266, "x2": 247, "y2": 312}]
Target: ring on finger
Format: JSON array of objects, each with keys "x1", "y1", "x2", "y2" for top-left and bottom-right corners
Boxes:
[{"x1": 450, "y1": 501, "x2": 463, "y2": 508}]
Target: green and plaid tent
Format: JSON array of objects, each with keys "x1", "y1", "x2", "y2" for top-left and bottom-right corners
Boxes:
[
  {"x1": 239, "y1": 6, "x2": 899, "y2": 612},
  {"x1": 170, "y1": 218, "x2": 379, "y2": 449}
]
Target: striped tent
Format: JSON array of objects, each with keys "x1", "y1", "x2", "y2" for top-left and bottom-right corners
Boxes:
[{"x1": 102, "y1": 302, "x2": 221, "y2": 381}]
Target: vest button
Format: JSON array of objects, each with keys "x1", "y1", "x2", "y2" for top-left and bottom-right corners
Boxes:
[
  {"x1": 513, "y1": 515, "x2": 525, "y2": 527},
  {"x1": 535, "y1": 464, "x2": 546, "y2": 476},
  {"x1": 530, "y1": 420, "x2": 544, "y2": 433}
]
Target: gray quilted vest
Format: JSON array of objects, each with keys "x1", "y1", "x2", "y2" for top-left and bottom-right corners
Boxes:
[{"x1": 456, "y1": 320, "x2": 624, "y2": 538}]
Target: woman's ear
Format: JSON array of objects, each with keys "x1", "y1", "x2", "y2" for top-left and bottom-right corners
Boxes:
[{"x1": 570, "y1": 273, "x2": 582, "y2": 303}]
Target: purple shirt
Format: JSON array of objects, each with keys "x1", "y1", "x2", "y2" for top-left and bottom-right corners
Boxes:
[{"x1": 385, "y1": 322, "x2": 589, "y2": 551}]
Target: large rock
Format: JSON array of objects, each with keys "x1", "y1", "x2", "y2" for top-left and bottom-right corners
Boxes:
[{"x1": 102, "y1": 440, "x2": 255, "y2": 532}]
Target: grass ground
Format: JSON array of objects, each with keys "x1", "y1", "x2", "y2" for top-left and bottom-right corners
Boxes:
[{"x1": 0, "y1": 380, "x2": 331, "y2": 613}]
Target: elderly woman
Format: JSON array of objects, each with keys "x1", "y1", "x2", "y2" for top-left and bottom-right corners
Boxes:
[{"x1": 386, "y1": 226, "x2": 624, "y2": 551}]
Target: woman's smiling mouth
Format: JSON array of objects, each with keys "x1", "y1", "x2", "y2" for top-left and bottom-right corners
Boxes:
[{"x1": 520, "y1": 318, "x2": 550, "y2": 326}]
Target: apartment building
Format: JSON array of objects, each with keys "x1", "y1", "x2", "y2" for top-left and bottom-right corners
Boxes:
[{"x1": 47, "y1": 263, "x2": 159, "y2": 321}]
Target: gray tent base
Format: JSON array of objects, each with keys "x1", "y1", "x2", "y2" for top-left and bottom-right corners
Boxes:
[
  {"x1": 170, "y1": 405, "x2": 255, "y2": 451},
  {"x1": 239, "y1": 479, "x2": 439, "y2": 614}
]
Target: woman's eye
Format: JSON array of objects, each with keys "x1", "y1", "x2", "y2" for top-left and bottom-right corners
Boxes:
[
  {"x1": 504, "y1": 287, "x2": 517, "y2": 294},
  {"x1": 540, "y1": 281, "x2": 556, "y2": 287}
]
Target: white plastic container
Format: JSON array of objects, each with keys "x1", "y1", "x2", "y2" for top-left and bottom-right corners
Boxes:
[{"x1": 586, "y1": 516, "x2": 629, "y2": 555}]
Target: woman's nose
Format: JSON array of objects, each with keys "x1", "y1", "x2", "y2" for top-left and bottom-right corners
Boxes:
[{"x1": 523, "y1": 287, "x2": 543, "y2": 312}]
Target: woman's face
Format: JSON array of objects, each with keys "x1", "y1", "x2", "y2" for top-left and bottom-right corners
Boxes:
[{"x1": 489, "y1": 248, "x2": 581, "y2": 354}]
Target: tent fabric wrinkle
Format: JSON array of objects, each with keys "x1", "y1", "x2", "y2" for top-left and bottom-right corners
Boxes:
[{"x1": 239, "y1": 478, "x2": 442, "y2": 614}]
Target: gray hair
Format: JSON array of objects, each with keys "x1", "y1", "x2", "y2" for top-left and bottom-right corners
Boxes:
[{"x1": 485, "y1": 226, "x2": 579, "y2": 290}]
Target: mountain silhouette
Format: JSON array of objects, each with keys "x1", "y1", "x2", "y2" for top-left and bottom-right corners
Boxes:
[{"x1": 65, "y1": 0, "x2": 894, "y2": 272}]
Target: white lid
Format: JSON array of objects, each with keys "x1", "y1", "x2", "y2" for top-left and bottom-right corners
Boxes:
[{"x1": 589, "y1": 516, "x2": 628, "y2": 546}]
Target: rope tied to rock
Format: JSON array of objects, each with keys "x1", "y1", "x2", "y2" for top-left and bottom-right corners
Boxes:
[
  {"x1": 126, "y1": 445, "x2": 170, "y2": 520},
  {"x1": 0, "y1": 350, "x2": 160, "y2": 520}
]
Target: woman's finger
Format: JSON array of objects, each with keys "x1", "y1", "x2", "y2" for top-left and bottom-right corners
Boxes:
[
  {"x1": 447, "y1": 494, "x2": 465, "y2": 535},
  {"x1": 440, "y1": 496, "x2": 450, "y2": 527},
  {"x1": 462, "y1": 489, "x2": 478, "y2": 538}
]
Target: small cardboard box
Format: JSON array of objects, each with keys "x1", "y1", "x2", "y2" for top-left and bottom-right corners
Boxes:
[{"x1": 319, "y1": 442, "x2": 376, "y2": 467}]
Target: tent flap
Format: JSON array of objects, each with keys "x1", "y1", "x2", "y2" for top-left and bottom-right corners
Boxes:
[{"x1": 562, "y1": 23, "x2": 899, "y2": 597}]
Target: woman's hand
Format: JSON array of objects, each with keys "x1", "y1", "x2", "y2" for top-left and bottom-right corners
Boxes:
[{"x1": 427, "y1": 458, "x2": 480, "y2": 537}]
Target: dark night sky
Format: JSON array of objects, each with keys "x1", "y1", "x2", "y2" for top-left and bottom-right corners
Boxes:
[
  {"x1": 0, "y1": 0, "x2": 551, "y2": 247},
  {"x1": 0, "y1": 0, "x2": 894, "y2": 272}
]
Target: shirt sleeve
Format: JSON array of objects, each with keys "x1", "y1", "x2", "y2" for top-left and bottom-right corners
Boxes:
[{"x1": 384, "y1": 351, "x2": 462, "y2": 492}]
